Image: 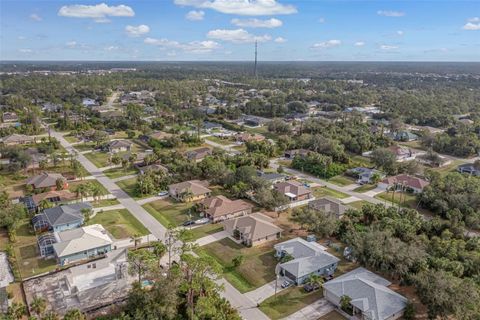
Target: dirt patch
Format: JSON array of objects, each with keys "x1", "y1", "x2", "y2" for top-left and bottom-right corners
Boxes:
[{"x1": 389, "y1": 283, "x2": 428, "y2": 319}]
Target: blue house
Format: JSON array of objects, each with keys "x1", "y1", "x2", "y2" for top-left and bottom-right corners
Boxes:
[
  {"x1": 53, "y1": 224, "x2": 113, "y2": 266},
  {"x1": 32, "y1": 202, "x2": 92, "y2": 232},
  {"x1": 274, "y1": 237, "x2": 339, "y2": 285}
]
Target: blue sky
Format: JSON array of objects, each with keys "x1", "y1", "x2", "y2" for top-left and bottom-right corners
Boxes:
[{"x1": 1, "y1": 0, "x2": 479, "y2": 61}]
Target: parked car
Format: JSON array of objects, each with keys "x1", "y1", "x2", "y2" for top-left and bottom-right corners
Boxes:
[
  {"x1": 195, "y1": 218, "x2": 210, "y2": 225},
  {"x1": 281, "y1": 280, "x2": 293, "y2": 289},
  {"x1": 158, "y1": 191, "x2": 169, "y2": 196},
  {"x1": 303, "y1": 283, "x2": 320, "y2": 292},
  {"x1": 182, "y1": 220, "x2": 195, "y2": 226},
  {"x1": 324, "y1": 274, "x2": 334, "y2": 281}
]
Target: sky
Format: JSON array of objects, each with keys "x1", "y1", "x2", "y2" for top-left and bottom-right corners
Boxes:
[{"x1": 1, "y1": 0, "x2": 479, "y2": 61}]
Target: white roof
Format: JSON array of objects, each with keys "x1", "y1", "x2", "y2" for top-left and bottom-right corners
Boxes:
[{"x1": 53, "y1": 224, "x2": 113, "y2": 257}]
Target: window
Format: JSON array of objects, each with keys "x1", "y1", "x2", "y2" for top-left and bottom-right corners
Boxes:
[{"x1": 92, "y1": 263, "x2": 96, "y2": 268}]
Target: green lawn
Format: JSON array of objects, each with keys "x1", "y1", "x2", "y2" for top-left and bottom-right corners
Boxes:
[
  {"x1": 13, "y1": 220, "x2": 57, "y2": 279},
  {"x1": 84, "y1": 151, "x2": 111, "y2": 168},
  {"x1": 376, "y1": 191, "x2": 419, "y2": 208},
  {"x1": 91, "y1": 198, "x2": 120, "y2": 208},
  {"x1": 353, "y1": 184, "x2": 377, "y2": 193},
  {"x1": 313, "y1": 187, "x2": 349, "y2": 199},
  {"x1": 259, "y1": 286, "x2": 324, "y2": 319},
  {"x1": 196, "y1": 238, "x2": 277, "y2": 293},
  {"x1": 143, "y1": 199, "x2": 197, "y2": 227},
  {"x1": 64, "y1": 135, "x2": 80, "y2": 143},
  {"x1": 206, "y1": 136, "x2": 234, "y2": 146},
  {"x1": 431, "y1": 159, "x2": 463, "y2": 176},
  {"x1": 189, "y1": 224, "x2": 224, "y2": 240},
  {"x1": 87, "y1": 209, "x2": 149, "y2": 239},
  {"x1": 348, "y1": 200, "x2": 368, "y2": 210},
  {"x1": 103, "y1": 167, "x2": 138, "y2": 179},
  {"x1": 319, "y1": 311, "x2": 347, "y2": 320},
  {"x1": 69, "y1": 179, "x2": 109, "y2": 195},
  {"x1": 328, "y1": 175, "x2": 356, "y2": 187},
  {"x1": 74, "y1": 142, "x2": 96, "y2": 152},
  {"x1": 115, "y1": 176, "x2": 145, "y2": 199}
]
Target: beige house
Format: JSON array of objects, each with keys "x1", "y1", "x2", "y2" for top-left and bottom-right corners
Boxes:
[
  {"x1": 168, "y1": 180, "x2": 211, "y2": 202},
  {"x1": 0, "y1": 134, "x2": 34, "y2": 146},
  {"x1": 223, "y1": 213, "x2": 282, "y2": 247},
  {"x1": 274, "y1": 181, "x2": 313, "y2": 202},
  {"x1": 200, "y1": 195, "x2": 253, "y2": 223}
]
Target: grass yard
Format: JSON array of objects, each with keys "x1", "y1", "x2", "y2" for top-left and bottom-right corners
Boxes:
[
  {"x1": 196, "y1": 238, "x2": 277, "y2": 293},
  {"x1": 87, "y1": 209, "x2": 149, "y2": 239},
  {"x1": 259, "y1": 286, "x2": 324, "y2": 320},
  {"x1": 91, "y1": 198, "x2": 120, "y2": 208},
  {"x1": 103, "y1": 166, "x2": 137, "y2": 179},
  {"x1": 69, "y1": 179, "x2": 109, "y2": 195},
  {"x1": 353, "y1": 184, "x2": 377, "y2": 193},
  {"x1": 13, "y1": 220, "x2": 57, "y2": 278},
  {"x1": 328, "y1": 175, "x2": 356, "y2": 187},
  {"x1": 431, "y1": 159, "x2": 463, "y2": 176},
  {"x1": 319, "y1": 311, "x2": 347, "y2": 320},
  {"x1": 348, "y1": 200, "x2": 368, "y2": 210},
  {"x1": 376, "y1": 191, "x2": 419, "y2": 208},
  {"x1": 143, "y1": 199, "x2": 197, "y2": 227},
  {"x1": 188, "y1": 223, "x2": 224, "y2": 240},
  {"x1": 64, "y1": 135, "x2": 79, "y2": 143},
  {"x1": 205, "y1": 136, "x2": 234, "y2": 146},
  {"x1": 313, "y1": 186, "x2": 349, "y2": 199},
  {"x1": 74, "y1": 142, "x2": 96, "y2": 152},
  {"x1": 84, "y1": 151, "x2": 111, "y2": 168},
  {"x1": 116, "y1": 176, "x2": 152, "y2": 200}
]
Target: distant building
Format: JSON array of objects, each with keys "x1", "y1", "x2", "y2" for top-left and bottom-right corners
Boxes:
[
  {"x1": 256, "y1": 171, "x2": 287, "y2": 184},
  {"x1": 388, "y1": 131, "x2": 419, "y2": 142},
  {"x1": 26, "y1": 172, "x2": 67, "y2": 191},
  {"x1": 185, "y1": 147, "x2": 212, "y2": 162},
  {"x1": 149, "y1": 131, "x2": 173, "y2": 141},
  {"x1": 378, "y1": 174, "x2": 429, "y2": 193},
  {"x1": 386, "y1": 145, "x2": 418, "y2": 162},
  {"x1": 323, "y1": 267, "x2": 407, "y2": 320},
  {"x1": 32, "y1": 202, "x2": 92, "y2": 232},
  {"x1": 82, "y1": 98, "x2": 98, "y2": 107},
  {"x1": 168, "y1": 180, "x2": 211, "y2": 202},
  {"x1": 235, "y1": 132, "x2": 265, "y2": 143},
  {"x1": 2, "y1": 112, "x2": 18, "y2": 123},
  {"x1": 107, "y1": 140, "x2": 132, "y2": 153},
  {"x1": 348, "y1": 167, "x2": 384, "y2": 184},
  {"x1": 200, "y1": 195, "x2": 253, "y2": 223},
  {"x1": 308, "y1": 197, "x2": 350, "y2": 219},
  {"x1": 0, "y1": 133, "x2": 34, "y2": 146},
  {"x1": 284, "y1": 149, "x2": 310, "y2": 159},
  {"x1": 223, "y1": 212, "x2": 282, "y2": 247},
  {"x1": 457, "y1": 163, "x2": 480, "y2": 176}
]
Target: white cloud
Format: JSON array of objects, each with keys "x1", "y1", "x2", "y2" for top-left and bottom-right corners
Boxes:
[
  {"x1": 377, "y1": 10, "x2": 405, "y2": 17},
  {"x1": 207, "y1": 28, "x2": 271, "y2": 43},
  {"x1": 174, "y1": 0, "x2": 297, "y2": 16},
  {"x1": 380, "y1": 44, "x2": 398, "y2": 50},
  {"x1": 186, "y1": 10, "x2": 205, "y2": 21},
  {"x1": 312, "y1": 40, "x2": 342, "y2": 49},
  {"x1": 144, "y1": 37, "x2": 220, "y2": 53},
  {"x1": 354, "y1": 41, "x2": 365, "y2": 47},
  {"x1": 18, "y1": 36, "x2": 27, "y2": 40},
  {"x1": 30, "y1": 13, "x2": 42, "y2": 21},
  {"x1": 397, "y1": 30, "x2": 404, "y2": 36},
  {"x1": 125, "y1": 25, "x2": 150, "y2": 37},
  {"x1": 58, "y1": 3, "x2": 134, "y2": 20},
  {"x1": 66, "y1": 41, "x2": 77, "y2": 48},
  {"x1": 274, "y1": 37, "x2": 287, "y2": 43},
  {"x1": 318, "y1": 17, "x2": 325, "y2": 23},
  {"x1": 463, "y1": 18, "x2": 480, "y2": 30},
  {"x1": 105, "y1": 46, "x2": 119, "y2": 51},
  {"x1": 231, "y1": 18, "x2": 282, "y2": 28},
  {"x1": 19, "y1": 49, "x2": 32, "y2": 53}
]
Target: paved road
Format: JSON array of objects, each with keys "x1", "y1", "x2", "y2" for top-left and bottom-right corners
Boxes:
[{"x1": 50, "y1": 128, "x2": 167, "y2": 240}]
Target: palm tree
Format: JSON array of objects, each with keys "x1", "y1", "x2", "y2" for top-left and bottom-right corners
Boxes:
[
  {"x1": 90, "y1": 183, "x2": 105, "y2": 203},
  {"x1": 7, "y1": 302, "x2": 26, "y2": 320},
  {"x1": 305, "y1": 274, "x2": 324, "y2": 289},
  {"x1": 63, "y1": 309, "x2": 86, "y2": 320},
  {"x1": 152, "y1": 241, "x2": 167, "y2": 269},
  {"x1": 30, "y1": 296, "x2": 46, "y2": 317},
  {"x1": 39, "y1": 199, "x2": 53, "y2": 211},
  {"x1": 130, "y1": 233, "x2": 141, "y2": 249},
  {"x1": 75, "y1": 184, "x2": 89, "y2": 201}
]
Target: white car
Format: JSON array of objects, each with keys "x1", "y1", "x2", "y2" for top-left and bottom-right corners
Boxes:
[
  {"x1": 195, "y1": 218, "x2": 210, "y2": 225},
  {"x1": 157, "y1": 191, "x2": 169, "y2": 196}
]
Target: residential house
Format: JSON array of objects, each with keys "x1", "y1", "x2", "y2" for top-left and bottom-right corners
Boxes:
[
  {"x1": 2, "y1": 112, "x2": 18, "y2": 123},
  {"x1": 107, "y1": 140, "x2": 132, "y2": 153},
  {"x1": 200, "y1": 195, "x2": 253, "y2": 223},
  {"x1": 274, "y1": 180, "x2": 313, "y2": 202},
  {"x1": 82, "y1": 98, "x2": 98, "y2": 107},
  {"x1": 52, "y1": 224, "x2": 113, "y2": 265},
  {"x1": 185, "y1": 147, "x2": 212, "y2": 162},
  {"x1": 0, "y1": 134, "x2": 34, "y2": 146},
  {"x1": 26, "y1": 172, "x2": 68, "y2": 191},
  {"x1": 457, "y1": 163, "x2": 480, "y2": 176},
  {"x1": 256, "y1": 171, "x2": 287, "y2": 185},
  {"x1": 348, "y1": 167, "x2": 384, "y2": 184},
  {"x1": 203, "y1": 121, "x2": 222, "y2": 132},
  {"x1": 323, "y1": 267, "x2": 407, "y2": 320},
  {"x1": 308, "y1": 197, "x2": 350, "y2": 219},
  {"x1": 235, "y1": 132, "x2": 265, "y2": 143},
  {"x1": 378, "y1": 174, "x2": 429, "y2": 193},
  {"x1": 149, "y1": 131, "x2": 173, "y2": 141},
  {"x1": 223, "y1": 212, "x2": 283, "y2": 247},
  {"x1": 387, "y1": 145, "x2": 418, "y2": 162},
  {"x1": 242, "y1": 115, "x2": 271, "y2": 127},
  {"x1": 284, "y1": 149, "x2": 310, "y2": 159},
  {"x1": 274, "y1": 237, "x2": 339, "y2": 285},
  {"x1": 168, "y1": 180, "x2": 211, "y2": 202},
  {"x1": 388, "y1": 130, "x2": 419, "y2": 142},
  {"x1": 22, "y1": 190, "x2": 77, "y2": 213},
  {"x1": 32, "y1": 202, "x2": 91, "y2": 232},
  {"x1": 138, "y1": 163, "x2": 169, "y2": 175}
]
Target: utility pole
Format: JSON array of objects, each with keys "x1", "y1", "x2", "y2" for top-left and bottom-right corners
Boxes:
[{"x1": 254, "y1": 40, "x2": 258, "y2": 78}]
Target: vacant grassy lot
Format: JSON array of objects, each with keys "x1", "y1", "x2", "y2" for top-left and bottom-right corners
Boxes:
[
  {"x1": 116, "y1": 177, "x2": 149, "y2": 199},
  {"x1": 196, "y1": 238, "x2": 277, "y2": 293},
  {"x1": 103, "y1": 167, "x2": 137, "y2": 179},
  {"x1": 353, "y1": 184, "x2": 377, "y2": 193},
  {"x1": 259, "y1": 286, "x2": 324, "y2": 319},
  {"x1": 313, "y1": 186, "x2": 349, "y2": 199},
  {"x1": 91, "y1": 198, "x2": 120, "y2": 208},
  {"x1": 205, "y1": 136, "x2": 234, "y2": 146},
  {"x1": 348, "y1": 200, "x2": 368, "y2": 210},
  {"x1": 143, "y1": 199, "x2": 197, "y2": 227},
  {"x1": 69, "y1": 179, "x2": 109, "y2": 195},
  {"x1": 328, "y1": 175, "x2": 356, "y2": 187},
  {"x1": 64, "y1": 135, "x2": 80, "y2": 143},
  {"x1": 88, "y1": 209, "x2": 148, "y2": 239},
  {"x1": 14, "y1": 220, "x2": 57, "y2": 278},
  {"x1": 319, "y1": 311, "x2": 347, "y2": 320},
  {"x1": 84, "y1": 151, "x2": 111, "y2": 168},
  {"x1": 376, "y1": 191, "x2": 419, "y2": 208},
  {"x1": 74, "y1": 142, "x2": 97, "y2": 152}
]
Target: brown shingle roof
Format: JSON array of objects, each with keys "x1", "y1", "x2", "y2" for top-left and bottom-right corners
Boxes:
[
  {"x1": 31, "y1": 190, "x2": 76, "y2": 205},
  {"x1": 223, "y1": 212, "x2": 282, "y2": 242},
  {"x1": 169, "y1": 180, "x2": 211, "y2": 196},
  {"x1": 381, "y1": 174, "x2": 429, "y2": 190},
  {"x1": 26, "y1": 172, "x2": 65, "y2": 188},
  {"x1": 201, "y1": 195, "x2": 253, "y2": 218},
  {"x1": 274, "y1": 181, "x2": 312, "y2": 197}
]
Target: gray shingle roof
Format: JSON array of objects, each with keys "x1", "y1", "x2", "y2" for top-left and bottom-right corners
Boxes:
[{"x1": 43, "y1": 202, "x2": 91, "y2": 227}]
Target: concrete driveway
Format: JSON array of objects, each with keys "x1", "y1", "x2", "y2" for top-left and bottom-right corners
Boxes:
[
  {"x1": 283, "y1": 298, "x2": 334, "y2": 320},
  {"x1": 194, "y1": 230, "x2": 230, "y2": 247},
  {"x1": 244, "y1": 277, "x2": 288, "y2": 304}
]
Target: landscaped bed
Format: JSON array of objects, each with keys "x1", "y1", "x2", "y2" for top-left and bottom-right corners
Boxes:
[
  {"x1": 259, "y1": 286, "x2": 324, "y2": 320},
  {"x1": 142, "y1": 199, "x2": 197, "y2": 227},
  {"x1": 87, "y1": 209, "x2": 149, "y2": 239},
  {"x1": 195, "y1": 238, "x2": 277, "y2": 293}
]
